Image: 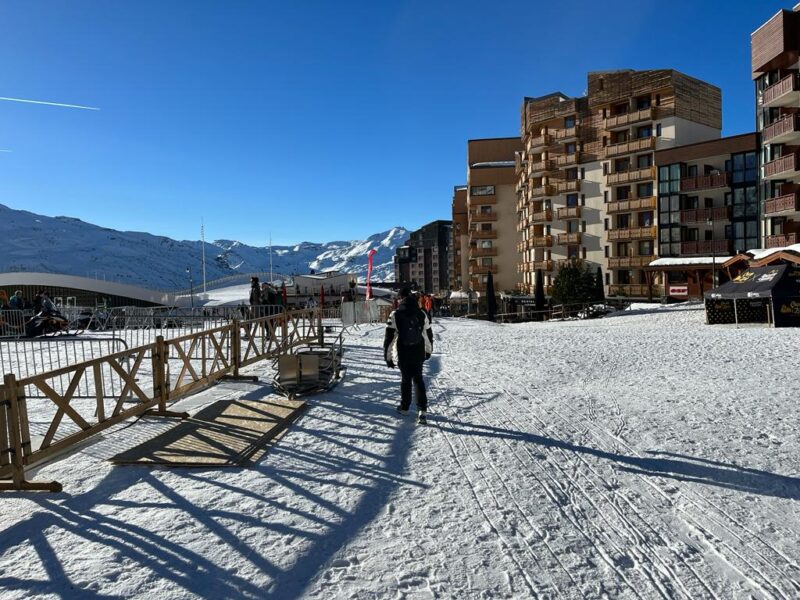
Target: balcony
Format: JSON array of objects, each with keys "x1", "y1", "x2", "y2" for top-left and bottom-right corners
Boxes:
[
  {"x1": 532, "y1": 260, "x2": 554, "y2": 271},
  {"x1": 764, "y1": 192, "x2": 800, "y2": 215},
  {"x1": 680, "y1": 240, "x2": 732, "y2": 255},
  {"x1": 527, "y1": 133, "x2": 552, "y2": 152},
  {"x1": 603, "y1": 136, "x2": 655, "y2": 159},
  {"x1": 765, "y1": 233, "x2": 798, "y2": 248},
  {"x1": 556, "y1": 180, "x2": 581, "y2": 194},
  {"x1": 608, "y1": 284, "x2": 662, "y2": 298},
  {"x1": 607, "y1": 226, "x2": 657, "y2": 241},
  {"x1": 530, "y1": 184, "x2": 555, "y2": 198},
  {"x1": 763, "y1": 153, "x2": 799, "y2": 180},
  {"x1": 606, "y1": 196, "x2": 657, "y2": 213},
  {"x1": 762, "y1": 114, "x2": 800, "y2": 145},
  {"x1": 531, "y1": 208, "x2": 553, "y2": 223},
  {"x1": 556, "y1": 152, "x2": 581, "y2": 168},
  {"x1": 531, "y1": 235, "x2": 553, "y2": 248},
  {"x1": 471, "y1": 230, "x2": 497, "y2": 239},
  {"x1": 604, "y1": 107, "x2": 656, "y2": 129},
  {"x1": 515, "y1": 151, "x2": 527, "y2": 175},
  {"x1": 608, "y1": 255, "x2": 655, "y2": 269},
  {"x1": 469, "y1": 247, "x2": 498, "y2": 258},
  {"x1": 608, "y1": 166, "x2": 655, "y2": 186},
  {"x1": 554, "y1": 126, "x2": 580, "y2": 142},
  {"x1": 471, "y1": 212, "x2": 497, "y2": 222},
  {"x1": 556, "y1": 206, "x2": 581, "y2": 220},
  {"x1": 679, "y1": 206, "x2": 731, "y2": 224},
  {"x1": 557, "y1": 232, "x2": 582, "y2": 245},
  {"x1": 680, "y1": 173, "x2": 731, "y2": 192},
  {"x1": 528, "y1": 159, "x2": 556, "y2": 176},
  {"x1": 762, "y1": 73, "x2": 800, "y2": 107},
  {"x1": 473, "y1": 265, "x2": 499, "y2": 275},
  {"x1": 471, "y1": 194, "x2": 498, "y2": 205}
]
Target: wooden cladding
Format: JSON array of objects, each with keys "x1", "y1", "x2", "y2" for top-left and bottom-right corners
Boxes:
[
  {"x1": 557, "y1": 232, "x2": 582, "y2": 245},
  {"x1": 471, "y1": 229, "x2": 497, "y2": 239},
  {"x1": 680, "y1": 173, "x2": 731, "y2": 192},
  {"x1": 607, "y1": 226, "x2": 657, "y2": 241},
  {"x1": 679, "y1": 206, "x2": 731, "y2": 224},
  {"x1": 470, "y1": 212, "x2": 497, "y2": 222},
  {"x1": 608, "y1": 284, "x2": 662, "y2": 297},
  {"x1": 762, "y1": 73, "x2": 800, "y2": 106},
  {"x1": 607, "y1": 167, "x2": 655, "y2": 185},
  {"x1": 556, "y1": 206, "x2": 581, "y2": 220},
  {"x1": 765, "y1": 233, "x2": 798, "y2": 248},
  {"x1": 604, "y1": 107, "x2": 656, "y2": 129},
  {"x1": 752, "y1": 9, "x2": 797, "y2": 78},
  {"x1": 764, "y1": 192, "x2": 800, "y2": 215},
  {"x1": 603, "y1": 136, "x2": 655, "y2": 159},
  {"x1": 680, "y1": 240, "x2": 732, "y2": 255},
  {"x1": 556, "y1": 180, "x2": 581, "y2": 194}
]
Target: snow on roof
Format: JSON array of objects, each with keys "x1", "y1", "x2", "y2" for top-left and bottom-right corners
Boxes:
[
  {"x1": 470, "y1": 161, "x2": 515, "y2": 169},
  {"x1": 750, "y1": 243, "x2": 800, "y2": 262},
  {"x1": 649, "y1": 257, "x2": 734, "y2": 267}
]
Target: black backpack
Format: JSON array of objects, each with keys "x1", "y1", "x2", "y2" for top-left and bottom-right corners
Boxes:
[{"x1": 397, "y1": 309, "x2": 423, "y2": 346}]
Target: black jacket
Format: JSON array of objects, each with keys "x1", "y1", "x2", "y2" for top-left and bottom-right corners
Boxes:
[{"x1": 384, "y1": 297, "x2": 434, "y2": 365}]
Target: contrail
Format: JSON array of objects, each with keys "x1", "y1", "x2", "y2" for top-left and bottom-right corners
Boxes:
[{"x1": 0, "y1": 96, "x2": 99, "y2": 111}]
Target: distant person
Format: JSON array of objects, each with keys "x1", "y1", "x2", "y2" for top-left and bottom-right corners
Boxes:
[
  {"x1": 249, "y1": 277, "x2": 262, "y2": 318},
  {"x1": 384, "y1": 286, "x2": 434, "y2": 425},
  {"x1": 8, "y1": 290, "x2": 24, "y2": 310}
]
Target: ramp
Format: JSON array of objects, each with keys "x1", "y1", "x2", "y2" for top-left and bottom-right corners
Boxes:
[{"x1": 110, "y1": 396, "x2": 305, "y2": 467}]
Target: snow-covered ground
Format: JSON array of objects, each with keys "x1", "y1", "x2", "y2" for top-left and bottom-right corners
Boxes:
[{"x1": 2, "y1": 303, "x2": 799, "y2": 599}]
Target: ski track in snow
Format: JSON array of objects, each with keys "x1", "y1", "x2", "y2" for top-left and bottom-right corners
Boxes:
[{"x1": 1, "y1": 305, "x2": 799, "y2": 599}]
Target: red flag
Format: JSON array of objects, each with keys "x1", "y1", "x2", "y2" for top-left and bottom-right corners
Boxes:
[{"x1": 366, "y1": 248, "x2": 377, "y2": 300}]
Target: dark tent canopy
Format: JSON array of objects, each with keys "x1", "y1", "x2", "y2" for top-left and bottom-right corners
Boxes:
[{"x1": 704, "y1": 264, "x2": 800, "y2": 327}]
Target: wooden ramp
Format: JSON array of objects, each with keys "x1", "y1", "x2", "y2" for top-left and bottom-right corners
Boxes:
[{"x1": 110, "y1": 396, "x2": 306, "y2": 467}]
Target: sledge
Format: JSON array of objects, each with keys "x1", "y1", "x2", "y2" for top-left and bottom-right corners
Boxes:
[{"x1": 272, "y1": 330, "x2": 345, "y2": 398}]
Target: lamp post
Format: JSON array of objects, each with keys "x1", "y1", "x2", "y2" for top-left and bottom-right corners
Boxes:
[
  {"x1": 186, "y1": 266, "x2": 194, "y2": 309},
  {"x1": 707, "y1": 214, "x2": 716, "y2": 289}
]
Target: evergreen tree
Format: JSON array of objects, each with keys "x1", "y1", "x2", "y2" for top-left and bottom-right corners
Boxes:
[
  {"x1": 595, "y1": 266, "x2": 605, "y2": 302},
  {"x1": 552, "y1": 259, "x2": 596, "y2": 306}
]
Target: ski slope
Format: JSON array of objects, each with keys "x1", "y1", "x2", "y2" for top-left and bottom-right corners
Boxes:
[{"x1": 1, "y1": 303, "x2": 799, "y2": 599}]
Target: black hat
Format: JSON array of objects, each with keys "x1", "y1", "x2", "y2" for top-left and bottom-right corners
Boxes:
[{"x1": 399, "y1": 287, "x2": 412, "y2": 298}]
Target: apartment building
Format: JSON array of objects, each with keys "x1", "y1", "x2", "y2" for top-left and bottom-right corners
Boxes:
[
  {"x1": 393, "y1": 220, "x2": 452, "y2": 295},
  {"x1": 752, "y1": 5, "x2": 800, "y2": 249},
  {"x1": 466, "y1": 137, "x2": 523, "y2": 294},
  {"x1": 652, "y1": 133, "x2": 758, "y2": 298},
  {"x1": 517, "y1": 69, "x2": 722, "y2": 298},
  {"x1": 451, "y1": 186, "x2": 469, "y2": 291}
]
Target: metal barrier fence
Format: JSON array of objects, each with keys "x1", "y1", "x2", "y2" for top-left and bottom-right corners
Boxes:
[
  {"x1": 0, "y1": 311, "x2": 28, "y2": 339},
  {"x1": 0, "y1": 308, "x2": 325, "y2": 492}
]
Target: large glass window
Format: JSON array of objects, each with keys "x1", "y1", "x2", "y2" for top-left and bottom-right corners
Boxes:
[{"x1": 470, "y1": 185, "x2": 495, "y2": 196}]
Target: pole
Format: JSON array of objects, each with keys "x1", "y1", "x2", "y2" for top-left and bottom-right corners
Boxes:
[
  {"x1": 708, "y1": 214, "x2": 717, "y2": 289},
  {"x1": 186, "y1": 267, "x2": 194, "y2": 309},
  {"x1": 269, "y1": 233, "x2": 273, "y2": 283},
  {"x1": 201, "y1": 218, "x2": 207, "y2": 295}
]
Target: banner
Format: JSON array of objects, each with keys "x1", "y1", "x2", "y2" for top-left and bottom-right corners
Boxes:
[{"x1": 366, "y1": 248, "x2": 377, "y2": 300}]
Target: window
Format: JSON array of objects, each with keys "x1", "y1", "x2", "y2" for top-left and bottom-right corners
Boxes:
[
  {"x1": 605, "y1": 273, "x2": 610, "y2": 285},
  {"x1": 636, "y1": 95, "x2": 651, "y2": 110},
  {"x1": 470, "y1": 185, "x2": 495, "y2": 196},
  {"x1": 480, "y1": 240, "x2": 492, "y2": 248},
  {"x1": 639, "y1": 211, "x2": 653, "y2": 227},
  {"x1": 639, "y1": 240, "x2": 653, "y2": 256},
  {"x1": 565, "y1": 115, "x2": 576, "y2": 128},
  {"x1": 480, "y1": 223, "x2": 492, "y2": 231},
  {"x1": 617, "y1": 186, "x2": 631, "y2": 200},
  {"x1": 481, "y1": 258, "x2": 493, "y2": 266},
  {"x1": 636, "y1": 125, "x2": 652, "y2": 139},
  {"x1": 565, "y1": 142, "x2": 577, "y2": 154},
  {"x1": 637, "y1": 154, "x2": 653, "y2": 168},
  {"x1": 604, "y1": 190, "x2": 609, "y2": 203},
  {"x1": 603, "y1": 163, "x2": 609, "y2": 175},
  {"x1": 566, "y1": 193, "x2": 579, "y2": 207},
  {"x1": 580, "y1": 168, "x2": 585, "y2": 179},
  {"x1": 687, "y1": 164, "x2": 698, "y2": 177},
  {"x1": 638, "y1": 182, "x2": 653, "y2": 197},
  {"x1": 566, "y1": 167, "x2": 578, "y2": 180},
  {"x1": 604, "y1": 245, "x2": 609, "y2": 257},
  {"x1": 567, "y1": 220, "x2": 580, "y2": 233},
  {"x1": 656, "y1": 123, "x2": 662, "y2": 137},
  {"x1": 480, "y1": 205, "x2": 492, "y2": 214},
  {"x1": 604, "y1": 218, "x2": 609, "y2": 231},
  {"x1": 617, "y1": 214, "x2": 630, "y2": 229},
  {"x1": 580, "y1": 194, "x2": 586, "y2": 206}
]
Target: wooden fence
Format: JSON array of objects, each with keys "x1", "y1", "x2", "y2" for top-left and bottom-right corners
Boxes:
[{"x1": 0, "y1": 308, "x2": 323, "y2": 492}]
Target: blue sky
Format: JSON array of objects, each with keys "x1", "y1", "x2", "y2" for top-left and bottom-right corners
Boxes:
[{"x1": 0, "y1": 1, "x2": 787, "y2": 245}]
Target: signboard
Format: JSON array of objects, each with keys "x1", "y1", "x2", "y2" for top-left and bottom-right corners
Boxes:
[{"x1": 668, "y1": 285, "x2": 688, "y2": 297}]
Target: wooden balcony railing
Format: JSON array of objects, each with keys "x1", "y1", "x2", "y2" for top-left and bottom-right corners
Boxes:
[
  {"x1": 608, "y1": 284, "x2": 662, "y2": 298},
  {"x1": 604, "y1": 107, "x2": 656, "y2": 129},
  {"x1": 554, "y1": 126, "x2": 580, "y2": 141},
  {"x1": 603, "y1": 136, "x2": 655, "y2": 159},
  {"x1": 762, "y1": 73, "x2": 800, "y2": 106},
  {"x1": 530, "y1": 184, "x2": 555, "y2": 198},
  {"x1": 765, "y1": 233, "x2": 798, "y2": 248},
  {"x1": 606, "y1": 196, "x2": 657, "y2": 213},
  {"x1": 556, "y1": 206, "x2": 581, "y2": 220},
  {"x1": 607, "y1": 255, "x2": 655, "y2": 268},
  {"x1": 469, "y1": 247, "x2": 498, "y2": 258},
  {"x1": 556, "y1": 152, "x2": 581, "y2": 167},
  {"x1": 528, "y1": 159, "x2": 556, "y2": 174},
  {"x1": 531, "y1": 208, "x2": 552, "y2": 223},
  {"x1": 557, "y1": 232, "x2": 582, "y2": 245},
  {"x1": 680, "y1": 173, "x2": 731, "y2": 192},
  {"x1": 556, "y1": 180, "x2": 581, "y2": 194},
  {"x1": 679, "y1": 206, "x2": 731, "y2": 224},
  {"x1": 607, "y1": 167, "x2": 655, "y2": 185},
  {"x1": 680, "y1": 240, "x2": 732, "y2": 255},
  {"x1": 471, "y1": 230, "x2": 497, "y2": 239},
  {"x1": 473, "y1": 265, "x2": 499, "y2": 274},
  {"x1": 527, "y1": 133, "x2": 552, "y2": 151},
  {"x1": 470, "y1": 213, "x2": 497, "y2": 222},
  {"x1": 531, "y1": 235, "x2": 553, "y2": 248},
  {"x1": 762, "y1": 114, "x2": 800, "y2": 144},
  {"x1": 764, "y1": 192, "x2": 800, "y2": 215},
  {"x1": 764, "y1": 153, "x2": 799, "y2": 179},
  {"x1": 532, "y1": 260, "x2": 554, "y2": 271},
  {"x1": 607, "y1": 226, "x2": 657, "y2": 241}
]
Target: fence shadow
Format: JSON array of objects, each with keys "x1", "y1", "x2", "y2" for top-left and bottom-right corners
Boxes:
[{"x1": 0, "y1": 337, "x2": 425, "y2": 599}]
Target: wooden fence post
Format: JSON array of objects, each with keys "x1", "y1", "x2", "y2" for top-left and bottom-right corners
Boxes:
[
  {"x1": 317, "y1": 307, "x2": 324, "y2": 347},
  {"x1": 145, "y1": 336, "x2": 188, "y2": 419},
  {"x1": 0, "y1": 374, "x2": 61, "y2": 492},
  {"x1": 231, "y1": 319, "x2": 241, "y2": 377},
  {"x1": 281, "y1": 308, "x2": 289, "y2": 352}
]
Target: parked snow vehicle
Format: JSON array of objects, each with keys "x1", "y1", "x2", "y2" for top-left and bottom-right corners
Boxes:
[{"x1": 24, "y1": 311, "x2": 71, "y2": 337}]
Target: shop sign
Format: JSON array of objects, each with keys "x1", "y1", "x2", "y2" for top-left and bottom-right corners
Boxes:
[{"x1": 668, "y1": 285, "x2": 688, "y2": 297}]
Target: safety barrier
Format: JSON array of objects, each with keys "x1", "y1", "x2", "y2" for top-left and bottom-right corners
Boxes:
[
  {"x1": 0, "y1": 308, "x2": 324, "y2": 492},
  {"x1": 0, "y1": 310, "x2": 28, "y2": 339}
]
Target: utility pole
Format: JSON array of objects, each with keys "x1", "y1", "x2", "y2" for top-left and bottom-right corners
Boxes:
[
  {"x1": 201, "y1": 218, "x2": 207, "y2": 295},
  {"x1": 269, "y1": 233, "x2": 273, "y2": 283}
]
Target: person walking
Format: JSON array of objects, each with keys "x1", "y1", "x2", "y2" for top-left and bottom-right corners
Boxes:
[{"x1": 384, "y1": 287, "x2": 433, "y2": 424}]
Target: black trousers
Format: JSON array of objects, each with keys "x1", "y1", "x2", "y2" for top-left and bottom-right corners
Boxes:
[{"x1": 399, "y1": 360, "x2": 427, "y2": 411}]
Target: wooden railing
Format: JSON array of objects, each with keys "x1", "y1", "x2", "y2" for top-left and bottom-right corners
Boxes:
[
  {"x1": 680, "y1": 240, "x2": 732, "y2": 255},
  {"x1": 531, "y1": 208, "x2": 553, "y2": 223},
  {"x1": 556, "y1": 152, "x2": 581, "y2": 167},
  {"x1": 762, "y1": 73, "x2": 800, "y2": 106},
  {"x1": 556, "y1": 180, "x2": 581, "y2": 194},
  {"x1": 557, "y1": 206, "x2": 581, "y2": 220},
  {"x1": 557, "y1": 232, "x2": 582, "y2": 245},
  {"x1": 530, "y1": 184, "x2": 556, "y2": 198},
  {"x1": 607, "y1": 167, "x2": 655, "y2": 185},
  {"x1": 607, "y1": 226, "x2": 657, "y2": 241},
  {"x1": 764, "y1": 192, "x2": 800, "y2": 215},
  {"x1": 765, "y1": 233, "x2": 798, "y2": 248},
  {"x1": 764, "y1": 153, "x2": 798, "y2": 179},
  {"x1": 679, "y1": 206, "x2": 731, "y2": 224},
  {"x1": 608, "y1": 284, "x2": 662, "y2": 298},
  {"x1": 603, "y1": 136, "x2": 655, "y2": 159},
  {"x1": 604, "y1": 107, "x2": 656, "y2": 129},
  {"x1": 608, "y1": 255, "x2": 655, "y2": 268},
  {"x1": 607, "y1": 196, "x2": 657, "y2": 213},
  {"x1": 0, "y1": 308, "x2": 325, "y2": 492},
  {"x1": 763, "y1": 114, "x2": 800, "y2": 143},
  {"x1": 531, "y1": 235, "x2": 554, "y2": 248},
  {"x1": 680, "y1": 173, "x2": 730, "y2": 192}
]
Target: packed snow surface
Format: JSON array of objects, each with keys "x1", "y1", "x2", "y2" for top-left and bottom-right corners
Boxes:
[{"x1": 2, "y1": 303, "x2": 800, "y2": 598}]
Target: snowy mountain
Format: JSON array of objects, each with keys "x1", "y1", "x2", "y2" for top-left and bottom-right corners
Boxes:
[{"x1": 0, "y1": 204, "x2": 409, "y2": 290}]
